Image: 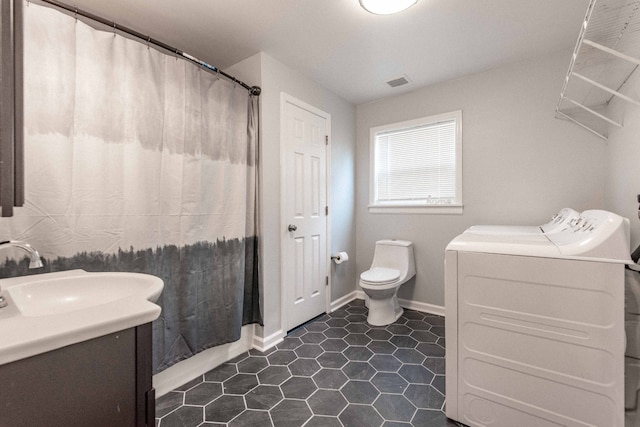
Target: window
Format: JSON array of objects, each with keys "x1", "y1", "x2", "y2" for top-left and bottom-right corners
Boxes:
[{"x1": 369, "y1": 110, "x2": 462, "y2": 214}]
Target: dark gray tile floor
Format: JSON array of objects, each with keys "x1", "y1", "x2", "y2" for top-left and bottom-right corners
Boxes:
[{"x1": 155, "y1": 300, "x2": 460, "y2": 427}]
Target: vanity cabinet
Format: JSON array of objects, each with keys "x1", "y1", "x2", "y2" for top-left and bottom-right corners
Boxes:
[{"x1": 0, "y1": 323, "x2": 155, "y2": 427}]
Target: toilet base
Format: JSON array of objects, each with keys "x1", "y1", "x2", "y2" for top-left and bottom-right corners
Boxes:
[{"x1": 366, "y1": 294, "x2": 404, "y2": 326}]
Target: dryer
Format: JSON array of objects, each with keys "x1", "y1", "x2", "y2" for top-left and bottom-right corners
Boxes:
[
  {"x1": 445, "y1": 210, "x2": 631, "y2": 427},
  {"x1": 466, "y1": 207, "x2": 580, "y2": 235}
]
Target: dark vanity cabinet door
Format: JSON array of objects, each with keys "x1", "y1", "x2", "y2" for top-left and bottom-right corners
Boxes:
[{"x1": 0, "y1": 323, "x2": 155, "y2": 427}]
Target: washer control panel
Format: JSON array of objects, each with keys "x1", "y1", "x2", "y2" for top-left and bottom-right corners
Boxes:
[{"x1": 547, "y1": 210, "x2": 631, "y2": 262}]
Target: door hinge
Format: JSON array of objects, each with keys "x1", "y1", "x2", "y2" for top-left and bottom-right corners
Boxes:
[
  {"x1": 325, "y1": 276, "x2": 329, "y2": 286},
  {"x1": 325, "y1": 135, "x2": 329, "y2": 145},
  {"x1": 325, "y1": 206, "x2": 328, "y2": 216}
]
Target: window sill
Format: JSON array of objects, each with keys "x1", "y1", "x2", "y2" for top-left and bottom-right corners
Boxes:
[{"x1": 368, "y1": 204, "x2": 464, "y2": 215}]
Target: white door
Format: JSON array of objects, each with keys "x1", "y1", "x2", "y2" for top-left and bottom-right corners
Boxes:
[{"x1": 282, "y1": 95, "x2": 329, "y2": 332}]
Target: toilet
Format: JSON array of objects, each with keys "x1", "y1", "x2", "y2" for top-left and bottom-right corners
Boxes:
[{"x1": 359, "y1": 240, "x2": 416, "y2": 326}]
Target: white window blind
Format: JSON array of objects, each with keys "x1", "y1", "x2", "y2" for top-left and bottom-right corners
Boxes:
[{"x1": 374, "y1": 118, "x2": 457, "y2": 204}]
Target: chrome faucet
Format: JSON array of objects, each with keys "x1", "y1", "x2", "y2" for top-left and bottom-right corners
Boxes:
[
  {"x1": 0, "y1": 241, "x2": 43, "y2": 308},
  {"x1": 0, "y1": 240, "x2": 44, "y2": 269}
]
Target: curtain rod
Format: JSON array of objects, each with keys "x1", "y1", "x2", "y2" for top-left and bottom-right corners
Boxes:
[{"x1": 36, "y1": 0, "x2": 262, "y2": 97}]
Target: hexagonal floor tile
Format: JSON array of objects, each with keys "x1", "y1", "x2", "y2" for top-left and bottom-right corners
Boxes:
[
  {"x1": 326, "y1": 318, "x2": 349, "y2": 328},
  {"x1": 158, "y1": 405, "x2": 203, "y2": 427},
  {"x1": 244, "y1": 385, "x2": 283, "y2": 410},
  {"x1": 369, "y1": 354, "x2": 402, "y2": 372},
  {"x1": 412, "y1": 409, "x2": 458, "y2": 426},
  {"x1": 305, "y1": 322, "x2": 329, "y2": 332},
  {"x1": 432, "y1": 375, "x2": 445, "y2": 395},
  {"x1": 402, "y1": 310, "x2": 425, "y2": 320},
  {"x1": 307, "y1": 389, "x2": 348, "y2": 416},
  {"x1": 406, "y1": 320, "x2": 431, "y2": 331},
  {"x1": 430, "y1": 326, "x2": 445, "y2": 337},
  {"x1": 345, "y1": 314, "x2": 367, "y2": 323},
  {"x1": 300, "y1": 332, "x2": 327, "y2": 344},
  {"x1": 367, "y1": 340, "x2": 397, "y2": 355},
  {"x1": 423, "y1": 357, "x2": 446, "y2": 375},
  {"x1": 257, "y1": 365, "x2": 291, "y2": 386},
  {"x1": 386, "y1": 324, "x2": 412, "y2": 336},
  {"x1": 155, "y1": 391, "x2": 183, "y2": 418},
  {"x1": 393, "y1": 348, "x2": 426, "y2": 364},
  {"x1": 281, "y1": 376, "x2": 317, "y2": 399},
  {"x1": 390, "y1": 335, "x2": 418, "y2": 349},
  {"x1": 317, "y1": 352, "x2": 348, "y2": 368},
  {"x1": 341, "y1": 380, "x2": 380, "y2": 404},
  {"x1": 295, "y1": 343, "x2": 324, "y2": 358},
  {"x1": 344, "y1": 333, "x2": 372, "y2": 346},
  {"x1": 323, "y1": 327, "x2": 349, "y2": 338},
  {"x1": 345, "y1": 323, "x2": 370, "y2": 333},
  {"x1": 223, "y1": 374, "x2": 259, "y2": 395},
  {"x1": 404, "y1": 384, "x2": 445, "y2": 409},
  {"x1": 411, "y1": 330, "x2": 439, "y2": 343},
  {"x1": 289, "y1": 358, "x2": 321, "y2": 377},
  {"x1": 184, "y1": 382, "x2": 223, "y2": 405},
  {"x1": 342, "y1": 361, "x2": 377, "y2": 381},
  {"x1": 277, "y1": 337, "x2": 303, "y2": 350},
  {"x1": 371, "y1": 372, "x2": 408, "y2": 394},
  {"x1": 374, "y1": 394, "x2": 416, "y2": 422},
  {"x1": 267, "y1": 350, "x2": 297, "y2": 366},
  {"x1": 303, "y1": 415, "x2": 343, "y2": 427},
  {"x1": 237, "y1": 356, "x2": 269, "y2": 374},
  {"x1": 346, "y1": 305, "x2": 367, "y2": 314},
  {"x1": 366, "y1": 329, "x2": 392, "y2": 341},
  {"x1": 343, "y1": 346, "x2": 373, "y2": 362},
  {"x1": 228, "y1": 409, "x2": 273, "y2": 427},
  {"x1": 204, "y1": 363, "x2": 238, "y2": 382},
  {"x1": 270, "y1": 399, "x2": 312, "y2": 427},
  {"x1": 416, "y1": 343, "x2": 445, "y2": 358},
  {"x1": 312, "y1": 368, "x2": 348, "y2": 389},
  {"x1": 399, "y1": 364, "x2": 435, "y2": 384},
  {"x1": 330, "y1": 309, "x2": 349, "y2": 318},
  {"x1": 424, "y1": 315, "x2": 445, "y2": 326},
  {"x1": 321, "y1": 338, "x2": 348, "y2": 352},
  {"x1": 205, "y1": 395, "x2": 246, "y2": 423},
  {"x1": 339, "y1": 404, "x2": 384, "y2": 426}
]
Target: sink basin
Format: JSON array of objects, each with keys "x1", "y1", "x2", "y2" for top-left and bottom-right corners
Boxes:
[
  {"x1": 6, "y1": 271, "x2": 163, "y2": 317},
  {"x1": 0, "y1": 269, "x2": 163, "y2": 366}
]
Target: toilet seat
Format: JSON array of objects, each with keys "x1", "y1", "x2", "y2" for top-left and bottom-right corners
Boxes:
[{"x1": 360, "y1": 267, "x2": 400, "y2": 285}]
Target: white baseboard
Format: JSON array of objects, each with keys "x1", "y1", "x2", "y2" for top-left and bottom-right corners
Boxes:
[
  {"x1": 354, "y1": 290, "x2": 445, "y2": 317},
  {"x1": 330, "y1": 291, "x2": 358, "y2": 312},
  {"x1": 397, "y1": 297, "x2": 445, "y2": 317},
  {"x1": 153, "y1": 324, "x2": 254, "y2": 397},
  {"x1": 253, "y1": 328, "x2": 285, "y2": 352}
]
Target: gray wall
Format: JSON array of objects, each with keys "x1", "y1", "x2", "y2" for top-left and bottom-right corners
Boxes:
[
  {"x1": 355, "y1": 50, "x2": 606, "y2": 308},
  {"x1": 228, "y1": 53, "x2": 357, "y2": 338},
  {"x1": 605, "y1": 68, "x2": 640, "y2": 249}
]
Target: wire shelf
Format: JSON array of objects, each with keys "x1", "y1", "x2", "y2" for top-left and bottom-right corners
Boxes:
[{"x1": 556, "y1": 0, "x2": 640, "y2": 140}]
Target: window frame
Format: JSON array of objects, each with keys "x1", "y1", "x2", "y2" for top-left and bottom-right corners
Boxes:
[{"x1": 368, "y1": 110, "x2": 463, "y2": 214}]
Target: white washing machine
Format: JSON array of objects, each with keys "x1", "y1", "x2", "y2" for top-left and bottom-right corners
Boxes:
[
  {"x1": 445, "y1": 210, "x2": 631, "y2": 427},
  {"x1": 466, "y1": 207, "x2": 580, "y2": 235}
]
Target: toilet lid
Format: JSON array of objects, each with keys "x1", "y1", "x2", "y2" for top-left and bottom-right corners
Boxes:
[{"x1": 360, "y1": 267, "x2": 400, "y2": 284}]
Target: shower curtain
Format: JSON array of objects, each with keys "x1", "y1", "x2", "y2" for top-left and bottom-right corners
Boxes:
[{"x1": 0, "y1": 1, "x2": 261, "y2": 373}]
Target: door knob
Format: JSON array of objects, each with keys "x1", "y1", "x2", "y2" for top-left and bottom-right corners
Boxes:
[{"x1": 288, "y1": 224, "x2": 297, "y2": 232}]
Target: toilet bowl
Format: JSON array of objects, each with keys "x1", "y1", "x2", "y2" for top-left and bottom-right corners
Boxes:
[{"x1": 359, "y1": 240, "x2": 416, "y2": 326}]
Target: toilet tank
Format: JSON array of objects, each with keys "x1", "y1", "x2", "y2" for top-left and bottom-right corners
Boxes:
[{"x1": 371, "y1": 240, "x2": 416, "y2": 280}]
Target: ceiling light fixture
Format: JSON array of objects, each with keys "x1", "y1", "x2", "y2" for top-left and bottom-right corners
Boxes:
[{"x1": 359, "y1": 0, "x2": 417, "y2": 15}]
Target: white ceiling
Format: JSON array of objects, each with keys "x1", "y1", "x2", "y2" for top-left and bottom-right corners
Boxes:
[{"x1": 63, "y1": 0, "x2": 589, "y2": 105}]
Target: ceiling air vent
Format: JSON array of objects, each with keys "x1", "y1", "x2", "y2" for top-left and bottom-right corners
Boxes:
[{"x1": 386, "y1": 75, "x2": 411, "y2": 88}]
